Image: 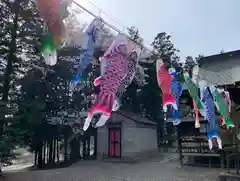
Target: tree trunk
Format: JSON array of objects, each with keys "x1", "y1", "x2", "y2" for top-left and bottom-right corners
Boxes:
[
  {"x1": 0, "y1": 9, "x2": 19, "y2": 173},
  {"x1": 48, "y1": 139, "x2": 53, "y2": 164},
  {"x1": 1, "y1": 11, "x2": 18, "y2": 127}
]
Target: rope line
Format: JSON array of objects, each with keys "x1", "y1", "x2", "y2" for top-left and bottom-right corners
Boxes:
[
  {"x1": 82, "y1": 0, "x2": 127, "y2": 30},
  {"x1": 72, "y1": 0, "x2": 156, "y2": 58}
]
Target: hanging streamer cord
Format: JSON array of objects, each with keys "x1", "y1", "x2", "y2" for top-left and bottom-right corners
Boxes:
[{"x1": 71, "y1": 0, "x2": 155, "y2": 56}]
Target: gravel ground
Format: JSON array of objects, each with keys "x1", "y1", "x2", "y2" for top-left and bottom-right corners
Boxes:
[{"x1": 0, "y1": 160, "x2": 220, "y2": 181}]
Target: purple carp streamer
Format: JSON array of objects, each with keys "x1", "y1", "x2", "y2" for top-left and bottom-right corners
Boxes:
[
  {"x1": 83, "y1": 34, "x2": 132, "y2": 131},
  {"x1": 218, "y1": 88, "x2": 233, "y2": 129}
]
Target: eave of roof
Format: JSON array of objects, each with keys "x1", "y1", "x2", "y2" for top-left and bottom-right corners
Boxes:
[
  {"x1": 198, "y1": 49, "x2": 240, "y2": 66},
  {"x1": 114, "y1": 110, "x2": 157, "y2": 125}
]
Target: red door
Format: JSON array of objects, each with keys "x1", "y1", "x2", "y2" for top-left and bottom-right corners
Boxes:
[{"x1": 108, "y1": 128, "x2": 121, "y2": 157}]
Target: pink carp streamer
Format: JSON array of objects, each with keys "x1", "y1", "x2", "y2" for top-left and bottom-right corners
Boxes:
[
  {"x1": 36, "y1": 0, "x2": 66, "y2": 47},
  {"x1": 156, "y1": 59, "x2": 177, "y2": 112},
  {"x1": 83, "y1": 34, "x2": 132, "y2": 131},
  {"x1": 94, "y1": 56, "x2": 108, "y2": 87},
  {"x1": 193, "y1": 100, "x2": 200, "y2": 128},
  {"x1": 95, "y1": 51, "x2": 139, "y2": 112},
  {"x1": 219, "y1": 89, "x2": 231, "y2": 129},
  {"x1": 93, "y1": 35, "x2": 129, "y2": 87}
]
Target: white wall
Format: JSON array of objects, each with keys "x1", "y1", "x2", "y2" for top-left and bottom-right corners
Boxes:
[
  {"x1": 97, "y1": 127, "x2": 108, "y2": 157},
  {"x1": 122, "y1": 126, "x2": 157, "y2": 157}
]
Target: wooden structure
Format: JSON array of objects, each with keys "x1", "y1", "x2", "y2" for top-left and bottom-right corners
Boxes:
[
  {"x1": 163, "y1": 83, "x2": 240, "y2": 168},
  {"x1": 97, "y1": 110, "x2": 158, "y2": 161},
  {"x1": 198, "y1": 50, "x2": 240, "y2": 179},
  {"x1": 164, "y1": 89, "x2": 224, "y2": 167},
  {"x1": 176, "y1": 119, "x2": 223, "y2": 167}
]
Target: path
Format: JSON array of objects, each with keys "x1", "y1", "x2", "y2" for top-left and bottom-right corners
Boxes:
[{"x1": 1, "y1": 159, "x2": 219, "y2": 181}]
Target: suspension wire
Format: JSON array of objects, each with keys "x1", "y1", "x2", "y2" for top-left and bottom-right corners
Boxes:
[
  {"x1": 72, "y1": 0, "x2": 156, "y2": 60},
  {"x1": 82, "y1": 0, "x2": 127, "y2": 30}
]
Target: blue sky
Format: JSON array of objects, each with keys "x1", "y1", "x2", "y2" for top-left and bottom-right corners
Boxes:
[{"x1": 76, "y1": 0, "x2": 240, "y2": 61}]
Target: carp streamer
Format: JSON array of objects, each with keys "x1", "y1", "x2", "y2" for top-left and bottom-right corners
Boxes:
[
  {"x1": 169, "y1": 68, "x2": 182, "y2": 125},
  {"x1": 95, "y1": 50, "x2": 146, "y2": 112},
  {"x1": 112, "y1": 50, "x2": 139, "y2": 111},
  {"x1": 199, "y1": 80, "x2": 222, "y2": 150},
  {"x1": 183, "y1": 67, "x2": 205, "y2": 128},
  {"x1": 70, "y1": 18, "x2": 104, "y2": 91},
  {"x1": 36, "y1": 0, "x2": 71, "y2": 66},
  {"x1": 156, "y1": 59, "x2": 177, "y2": 113},
  {"x1": 210, "y1": 86, "x2": 234, "y2": 129},
  {"x1": 83, "y1": 34, "x2": 132, "y2": 131}
]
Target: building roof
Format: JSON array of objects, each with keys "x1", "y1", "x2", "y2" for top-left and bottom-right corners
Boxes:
[
  {"x1": 114, "y1": 110, "x2": 157, "y2": 125},
  {"x1": 166, "y1": 117, "x2": 207, "y2": 123},
  {"x1": 198, "y1": 49, "x2": 240, "y2": 65}
]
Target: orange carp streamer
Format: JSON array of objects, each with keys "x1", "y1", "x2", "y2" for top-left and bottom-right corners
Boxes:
[{"x1": 36, "y1": 0, "x2": 66, "y2": 46}]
